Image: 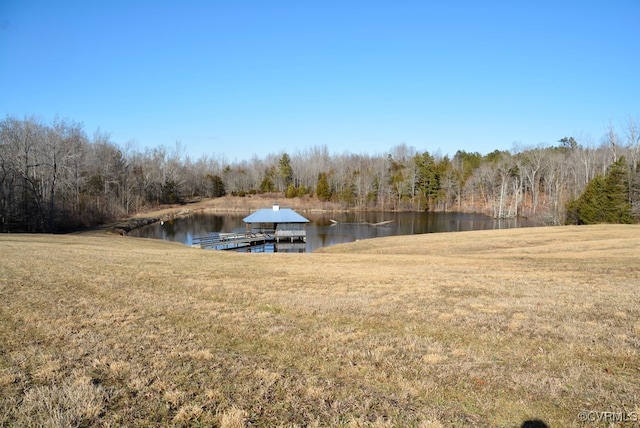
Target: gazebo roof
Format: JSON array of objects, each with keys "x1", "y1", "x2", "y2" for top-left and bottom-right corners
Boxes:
[{"x1": 243, "y1": 204, "x2": 309, "y2": 224}]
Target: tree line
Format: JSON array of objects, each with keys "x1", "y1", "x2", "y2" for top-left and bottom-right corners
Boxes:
[{"x1": 1, "y1": 115, "x2": 639, "y2": 232}]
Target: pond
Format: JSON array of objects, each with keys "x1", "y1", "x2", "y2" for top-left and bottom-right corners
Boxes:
[{"x1": 129, "y1": 211, "x2": 536, "y2": 252}]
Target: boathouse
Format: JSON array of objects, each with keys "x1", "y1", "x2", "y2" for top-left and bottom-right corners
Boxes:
[{"x1": 243, "y1": 204, "x2": 309, "y2": 242}]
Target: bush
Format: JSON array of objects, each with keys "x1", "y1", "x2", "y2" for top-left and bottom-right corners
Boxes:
[{"x1": 285, "y1": 183, "x2": 297, "y2": 198}]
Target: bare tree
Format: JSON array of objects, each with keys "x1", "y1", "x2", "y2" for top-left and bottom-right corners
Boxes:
[
  {"x1": 3, "y1": 113, "x2": 639, "y2": 232},
  {"x1": 624, "y1": 117, "x2": 640, "y2": 173},
  {"x1": 605, "y1": 121, "x2": 619, "y2": 164},
  {"x1": 518, "y1": 145, "x2": 547, "y2": 216}
]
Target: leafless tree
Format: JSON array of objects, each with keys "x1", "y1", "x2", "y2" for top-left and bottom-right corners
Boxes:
[
  {"x1": 2, "y1": 114, "x2": 639, "y2": 232},
  {"x1": 624, "y1": 117, "x2": 640, "y2": 172}
]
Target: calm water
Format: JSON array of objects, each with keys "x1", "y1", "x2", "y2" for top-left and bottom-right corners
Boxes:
[{"x1": 129, "y1": 211, "x2": 535, "y2": 252}]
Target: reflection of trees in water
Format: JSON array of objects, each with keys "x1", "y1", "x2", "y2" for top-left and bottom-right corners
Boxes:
[{"x1": 131, "y1": 212, "x2": 535, "y2": 251}]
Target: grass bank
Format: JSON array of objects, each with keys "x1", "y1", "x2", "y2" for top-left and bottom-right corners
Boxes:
[{"x1": 1, "y1": 225, "x2": 639, "y2": 427}]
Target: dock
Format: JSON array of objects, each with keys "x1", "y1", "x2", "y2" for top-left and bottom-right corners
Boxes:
[
  {"x1": 192, "y1": 231, "x2": 306, "y2": 251},
  {"x1": 192, "y1": 232, "x2": 273, "y2": 250},
  {"x1": 195, "y1": 204, "x2": 309, "y2": 251}
]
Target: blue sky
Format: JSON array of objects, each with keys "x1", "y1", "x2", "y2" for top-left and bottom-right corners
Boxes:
[{"x1": 1, "y1": 1, "x2": 638, "y2": 161}]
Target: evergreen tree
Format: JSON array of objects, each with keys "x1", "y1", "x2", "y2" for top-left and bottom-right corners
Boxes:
[
  {"x1": 296, "y1": 184, "x2": 309, "y2": 197},
  {"x1": 285, "y1": 183, "x2": 297, "y2": 198},
  {"x1": 260, "y1": 176, "x2": 275, "y2": 193},
  {"x1": 603, "y1": 157, "x2": 634, "y2": 223},
  {"x1": 316, "y1": 172, "x2": 332, "y2": 202},
  {"x1": 278, "y1": 153, "x2": 293, "y2": 190},
  {"x1": 414, "y1": 152, "x2": 438, "y2": 210},
  {"x1": 206, "y1": 174, "x2": 226, "y2": 197},
  {"x1": 339, "y1": 182, "x2": 355, "y2": 205},
  {"x1": 631, "y1": 161, "x2": 640, "y2": 218},
  {"x1": 566, "y1": 157, "x2": 634, "y2": 224}
]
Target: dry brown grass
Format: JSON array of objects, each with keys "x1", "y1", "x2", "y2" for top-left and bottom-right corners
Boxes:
[{"x1": 1, "y1": 224, "x2": 639, "y2": 427}]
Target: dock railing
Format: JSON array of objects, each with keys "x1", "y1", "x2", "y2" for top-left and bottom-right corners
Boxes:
[{"x1": 192, "y1": 232, "x2": 275, "y2": 250}]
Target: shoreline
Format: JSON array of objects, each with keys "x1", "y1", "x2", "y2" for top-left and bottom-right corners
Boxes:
[
  {"x1": 105, "y1": 195, "x2": 348, "y2": 234},
  {"x1": 105, "y1": 194, "x2": 519, "y2": 235}
]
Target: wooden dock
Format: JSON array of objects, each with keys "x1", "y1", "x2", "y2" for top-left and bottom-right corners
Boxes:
[
  {"x1": 192, "y1": 232, "x2": 274, "y2": 250},
  {"x1": 194, "y1": 224, "x2": 309, "y2": 251}
]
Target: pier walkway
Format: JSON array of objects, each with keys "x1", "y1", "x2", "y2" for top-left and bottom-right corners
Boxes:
[
  {"x1": 192, "y1": 231, "x2": 306, "y2": 250},
  {"x1": 192, "y1": 232, "x2": 272, "y2": 250}
]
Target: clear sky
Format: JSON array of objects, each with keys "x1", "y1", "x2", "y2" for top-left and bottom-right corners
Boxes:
[{"x1": 1, "y1": 1, "x2": 638, "y2": 161}]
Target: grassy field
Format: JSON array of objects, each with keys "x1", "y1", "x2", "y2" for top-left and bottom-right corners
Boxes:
[{"x1": 1, "y1": 225, "x2": 639, "y2": 427}]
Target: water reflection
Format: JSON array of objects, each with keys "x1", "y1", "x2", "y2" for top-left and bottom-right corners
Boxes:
[{"x1": 129, "y1": 211, "x2": 534, "y2": 252}]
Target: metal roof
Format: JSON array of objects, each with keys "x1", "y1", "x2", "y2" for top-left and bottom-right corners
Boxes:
[{"x1": 243, "y1": 204, "x2": 310, "y2": 224}]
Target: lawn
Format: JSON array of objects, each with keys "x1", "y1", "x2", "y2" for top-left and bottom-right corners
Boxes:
[{"x1": 1, "y1": 225, "x2": 639, "y2": 427}]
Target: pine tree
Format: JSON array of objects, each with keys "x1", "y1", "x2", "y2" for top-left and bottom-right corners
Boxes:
[
  {"x1": 260, "y1": 176, "x2": 275, "y2": 193},
  {"x1": 566, "y1": 157, "x2": 633, "y2": 224},
  {"x1": 278, "y1": 153, "x2": 293, "y2": 191},
  {"x1": 285, "y1": 183, "x2": 297, "y2": 198},
  {"x1": 206, "y1": 174, "x2": 226, "y2": 198},
  {"x1": 316, "y1": 172, "x2": 332, "y2": 202},
  {"x1": 603, "y1": 157, "x2": 633, "y2": 223}
]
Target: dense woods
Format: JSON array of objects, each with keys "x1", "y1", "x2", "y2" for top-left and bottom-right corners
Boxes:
[{"x1": 1, "y1": 115, "x2": 639, "y2": 232}]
